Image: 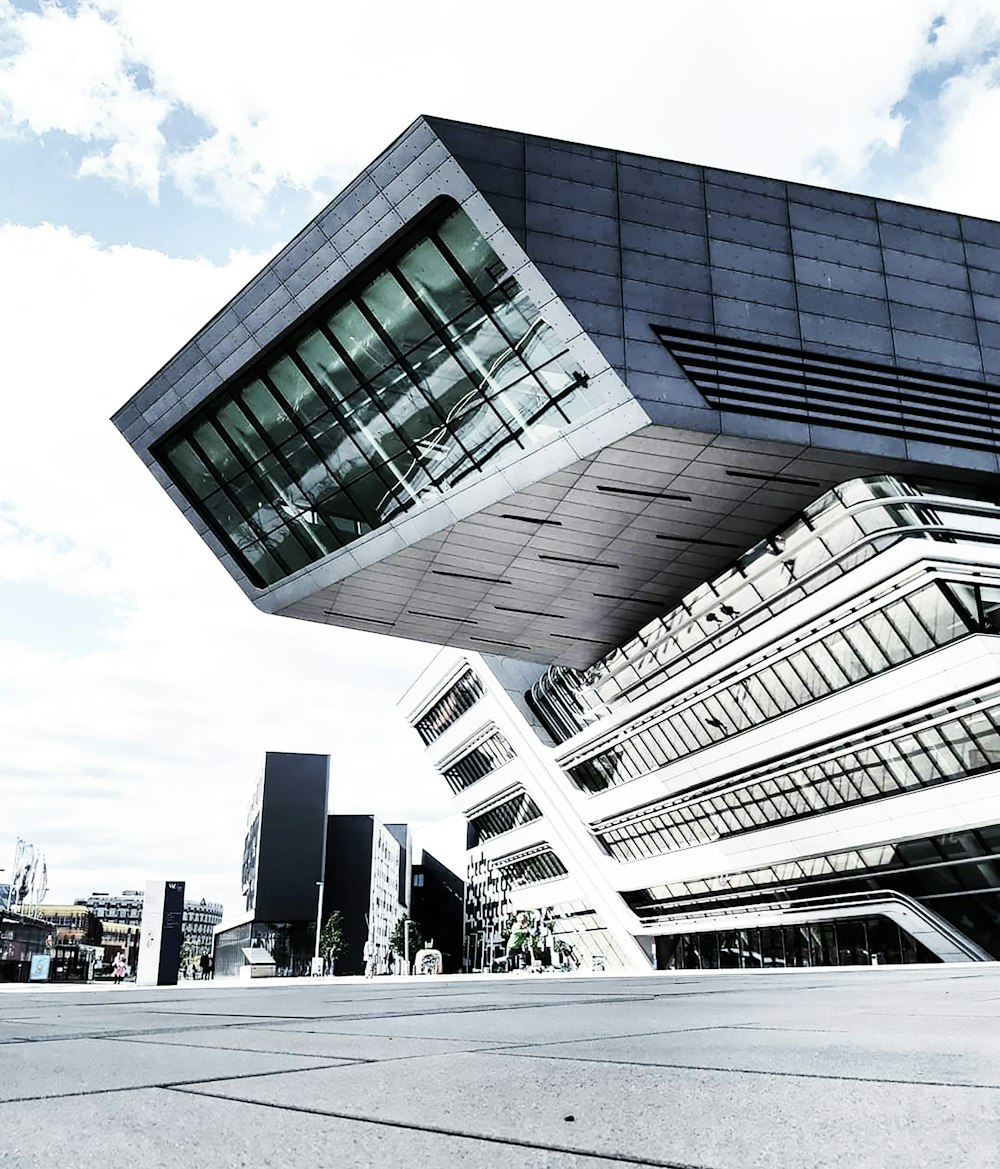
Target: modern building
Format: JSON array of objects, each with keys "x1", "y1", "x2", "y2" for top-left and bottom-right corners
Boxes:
[
  {"x1": 214, "y1": 750, "x2": 456, "y2": 976},
  {"x1": 411, "y1": 849, "x2": 466, "y2": 973},
  {"x1": 73, "y1": 890, "x2": 224, "y2": 955},
  {"x1": 0, "y1": 909, "x2": 49, "y2": 982},
  {"x1": 216, "y1": 751, "x2": 330, "y2": 976},
  {"x1": 115, "y1": 117, "x2": 1000, "y2": 969},
  {"x1": 323, "y1": 814, "x2": 407, "y2": 974},
  {"x1": 401, "y1": 476, "x2": 1000, "y2": 969}
]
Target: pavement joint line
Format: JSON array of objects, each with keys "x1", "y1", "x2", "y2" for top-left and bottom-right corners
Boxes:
[
  {"x1": 487, "y1": 1050, "x2": 1000, "y2": 1090},
  {"x1": 0, "y1": 1061, "x2": 350, "y2": 1106},
  {"x1": 162, "y1": 1085, "x2": 713, "y2": 1169},
  {"x1": 86, "y1": 1035, "x2": 383, "y2": 1062},
  {"x1": 475, "y1": 1025, "x2": 730, "y2": 1054},
  {"x1": 239, "y1": 1023, "x2": 730, "y2": 1051},
  {"x1": 0, "y1": 1016, "x2": 339, "y2": 1045}
]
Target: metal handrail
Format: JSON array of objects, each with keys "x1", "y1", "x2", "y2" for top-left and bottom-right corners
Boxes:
[{"x1": 640, "y1": 888, "x2": 989, "y2": 961}]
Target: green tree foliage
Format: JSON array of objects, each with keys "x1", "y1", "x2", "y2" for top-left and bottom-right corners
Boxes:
[
  {"x1": 319, "y1": 911, "x2": 346, "y2": 962},
  {"x1": 179, "y1": 938, "x2": 200, "y2": 967},
  {"x1": 389, "y1": 916, "x2": 423, "y2": 956}
]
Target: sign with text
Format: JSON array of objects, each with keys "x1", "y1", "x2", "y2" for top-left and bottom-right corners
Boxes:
[{"x1": 136, "y1": 879, "x2": 186, "y2": 986}]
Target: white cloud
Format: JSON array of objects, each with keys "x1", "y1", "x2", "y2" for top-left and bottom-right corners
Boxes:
[
  {"x1": 0, "y1": 221, "x2": 445, "y2": 913},
  {"x1": 0, "y1": 1, "x2": 168, "y2": 197},
  {"x1": 903, "y1": 54, "x2": 1000, "y2": 220},
  {"x1": 2, "y1": 1, "x2": 999, "y2": 220}
]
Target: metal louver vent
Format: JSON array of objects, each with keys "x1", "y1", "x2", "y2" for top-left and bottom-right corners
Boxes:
[{"x1": 655, "y1": 327, "x2": 1000, "y2": 453}]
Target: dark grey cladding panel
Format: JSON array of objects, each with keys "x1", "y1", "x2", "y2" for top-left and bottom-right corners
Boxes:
[{"x1": 426, "y1": 117, "x2": 1000, "y2": 467}]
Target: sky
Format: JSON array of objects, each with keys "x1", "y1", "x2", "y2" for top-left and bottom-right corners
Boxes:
[{"x1": 2, "y1": 0, "x2": 1000, "y2": 918}]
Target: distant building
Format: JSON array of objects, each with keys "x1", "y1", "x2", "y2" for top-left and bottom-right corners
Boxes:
[
  {"x1": 411, "y1": 851, "x2": 465, "y2": 974},
  {"x1": 67, "y1": 890, "x2": 223, "y2": 954},
  {"x1": 0, "y1": 908, "x2": 49, "y2": 982},
  {"x1": 214, "y1": 750, "x2": 463, "y2": 977},
  {"x1": 216, "y1": 751, "x2": 331, "y2": 977},
  {"x1": 324, "y1": 815, "x2": 407, "y2": 974}
]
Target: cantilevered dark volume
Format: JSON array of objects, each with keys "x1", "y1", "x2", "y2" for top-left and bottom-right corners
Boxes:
[{"x1": 116, "y1": 119, "x2": 1000, "y2": 969}]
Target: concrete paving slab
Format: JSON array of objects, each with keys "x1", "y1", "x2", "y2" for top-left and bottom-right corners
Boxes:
[
  {"x1": 503, "y1": 1022, "x2": 1000, "y2": 1086},
  {"x1": 0, "y1": 1087, "x2": 638, "y2": 1169},
  {"x1": 287, "y1": 999, "x2": 708, "y2": 1044},
  {"x1": 118, "y1": 1025, "x2": 501, "y2": 1061},
  {"x1": 0, "y1": 1036, "x2": 346, "y2": 1102},
  {"x1": 1, "y1": 970, "x2": 997, "y2": 1168},
  {"x1": 178, "y1": 1050, "x2": 1000, "y2": 1169}
]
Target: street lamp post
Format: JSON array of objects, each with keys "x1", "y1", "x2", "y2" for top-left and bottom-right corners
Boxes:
[{"x1": 403, "y1": 918, "x2": 412, "y2": 975}]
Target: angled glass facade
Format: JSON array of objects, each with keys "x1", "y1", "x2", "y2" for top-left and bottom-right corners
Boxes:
[
  {"x1": 567, "y1": 576, "x2": 980, "y2": 793},
  {"x1": 627, "y1": 823, "x2": 1000, "y2": 960},
  {"x1": 442, "y1": 728, "x2": 517, "y2": 794},
  {"x1": 596, "y1": 688, "x2": 1000, "y2": 859},
  {"x1": 468, "y1": 789, "x2": 542, "y2": 844},
  {"x1": 158, "y1": 204, "x2": 596, "y2": 587},
  {"x1": 530, "y1": 477, "x2": 1000, "y2": 740}
]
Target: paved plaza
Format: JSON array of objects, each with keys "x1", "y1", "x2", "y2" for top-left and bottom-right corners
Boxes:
[{"x1": 1, "y1": 966, "x2": 998, "y2": 1168}]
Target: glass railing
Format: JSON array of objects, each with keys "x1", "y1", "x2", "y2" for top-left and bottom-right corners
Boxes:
[
  {"x1": 530, "y1": 476, "x2": 1000, "y2": 744},
  {"x1": 596, "y1": 686, "x2": 1000, "y2": 855},
  {"x1": 565, "y1": 576, "x2": 993, "y2": 793}
]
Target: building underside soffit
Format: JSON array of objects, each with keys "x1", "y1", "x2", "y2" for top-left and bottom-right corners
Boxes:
[{"x1": 278, "y1": 423, "x2": 918, "y2": 668}]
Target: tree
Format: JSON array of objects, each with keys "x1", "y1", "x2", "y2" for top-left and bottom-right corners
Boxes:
[
  {"x1": 319, "y1": 911, "x2": 346, "y2": 971},
  {"x1": 389, "y1": 916, "x2": 423, "y2": 957},
  {"x1": 179, "y1": 938, "x2": 200, "y2": 968},
  {"x1": 83, "y1": 912, "x2": 104, "y2": 946}
]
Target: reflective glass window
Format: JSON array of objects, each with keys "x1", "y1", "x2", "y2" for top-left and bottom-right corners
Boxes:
[
  {"x1": 267, "y1": 355, "x2": 327, "y2": 423},
  {"x1": 158, "y1": 206, "x2": 591, "y2": 587},
  {"x1": 841, "y1": 621, "x2": 890, "y2": 673},
  {"x1": 883, "y1": 597, "x2": 935, "y2": 656}
]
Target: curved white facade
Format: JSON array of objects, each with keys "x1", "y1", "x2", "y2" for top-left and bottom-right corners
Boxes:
[{"x1": 401, "y1": 477, "x2": 1000, "y2": 971}]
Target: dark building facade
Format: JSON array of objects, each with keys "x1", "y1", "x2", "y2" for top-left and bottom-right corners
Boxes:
[
  {"x1": 411, "y1": 850, "x2": 465, "y2": 973},
  {"x1": 323, "y1": 814, "x2": 406, "y2": 974},
  {"x1": 216, "y1": 751, "x2": 330, "y2": 977}
]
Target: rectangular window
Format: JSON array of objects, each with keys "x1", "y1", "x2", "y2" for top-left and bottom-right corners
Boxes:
[{"x1": 158, "y1": 206, "x2": 591, "y2": 587}]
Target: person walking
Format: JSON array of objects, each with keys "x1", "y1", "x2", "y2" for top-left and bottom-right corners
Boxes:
[{"x1": 112, "y1": 953, "x2": 127, "y2": 985}]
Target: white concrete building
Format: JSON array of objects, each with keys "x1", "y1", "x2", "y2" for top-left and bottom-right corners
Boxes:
[{"x1": 401, "y1": 477, "x2": 1000, "y2": 970}]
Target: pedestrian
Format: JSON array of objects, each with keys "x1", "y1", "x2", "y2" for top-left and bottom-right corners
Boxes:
[
  {"x1": 112, "y1": 953, "x2": 126, "y2": 985},
  {"x1": 200, "y1": 953, "x2": 212, "y2": 980}
]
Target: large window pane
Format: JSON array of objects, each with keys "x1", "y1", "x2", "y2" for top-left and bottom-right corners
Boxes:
[
  {"x1": 916, "y1": 582, "x2": 971, "y2": 644},
  {"x1": 841, "y1": 620, "x2": 890, "y2": 673},
  {"x1": 216, "y1": 401, "x2": 268, "y2": 463},
  {"x1": 327, "y1": 301, "x2": 393, "y2": 381},
  {"x1": 267, "y1": 355, "x2": 327, "y2": 423},
  {"x1": 860, "y1": 610, "x2": 909, "y2": 665},
  {"x1": 296, "y1": 330, "x2": 358, "y2": 402},
  {"x1": 824, "y1": 629, "x2": 868, "y2": 683},
  {"x1": 158, "y1": 206, "x2": 590, "y2": 587},
  {"x1": 360, "y1": 271, "x2": 435, "y2": 354},
  {"x1": 398, "y1": 237, "x2": 475, "y2": 324},
  {"x1": 437, "y1": 212, "x2": 501, "y2": 295},
  {"x1": 883, "y1": 597, "x2": 935, "y2": 655},
  {"x1": 166, "y1": 439, "x2": 217, "y2": 499},
  {"x1": 192, "y1": 421, "x2": 241, "y2": 483}
]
